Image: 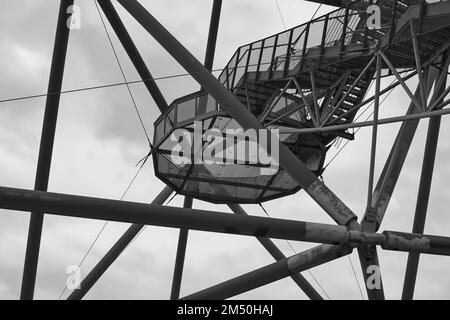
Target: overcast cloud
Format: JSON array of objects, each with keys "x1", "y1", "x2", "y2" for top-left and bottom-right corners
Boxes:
[{"x1": 0, "y1": 0, "x2": 449, "y2": 300}]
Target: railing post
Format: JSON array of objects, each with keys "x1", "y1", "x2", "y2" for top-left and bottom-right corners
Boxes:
[
  {"x1": 300, "y1": 23, "x2": 310, "y2": 72},
  {"x1": 320, "y1": 14, "x2": 329, "y2": 65},
  {"x1": 231, "y1": 48, "x2": 241, "y2": 89},
  {"x1": 284, "y1": 29, "x2": 294, "y2": 76},
  {"x1": 244, "y1": 44, "x2": 252, "y2": 79},
  {"x1": 256, "y1": 39, "x2": 265, "y2": 82},
  {"x1": 170, "y1": 196, "x2": 193, "y2": 300},
  {"x1": 225, "y1": 66, "x2": 231, "y2": 90},
  {"x1": 389, "y1": 0, "x2": 398, "y2": 45},
  {"x1": 340, "y1": 5, "x2": 350, "y2": 59},
  {"x1": 203, "y1": 0, "x2": 222, "y2": 72},
  {"x1": 97, "y1": 0, "x2": 169, "y2": 112},
  {"x1": 269, "y1": 34, "x2": 279, "y2": 79},
  {"x1": 363, "y1": 24, "x2": 369, "y2": 48},
  {"x1": 418, "y1": 0, "x2": 426, "y2": 34}
]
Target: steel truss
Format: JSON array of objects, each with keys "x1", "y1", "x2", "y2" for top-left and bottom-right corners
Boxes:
[{"x1": 6, "y1": 0, "x2": 450, "y2": 300}]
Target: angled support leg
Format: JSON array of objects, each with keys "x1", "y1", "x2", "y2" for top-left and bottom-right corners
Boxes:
[
  {"x1": 171, "y1": 0, "x2": 222, "y2": 300},
  {"x1": 21, "y1": 0, "x2": 73, "y2": 300},
  {"x1": 358, "y1": 53, "x2": 384, "y2": 300},
  {"x1": 170, "y1": 197, "x2": 193, "y2": 300},
  {"x1": 67, "y1": 186, "x2": 173, "y2": 300},
  {"x1": 402, "y1": 52, "x2": 449, "y2": 300},
  {"x1": 309, "y1": 69, "x2": 320, "y2": 125}
]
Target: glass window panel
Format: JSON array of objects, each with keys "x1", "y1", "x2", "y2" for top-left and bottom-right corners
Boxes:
[
  {"x1": 176, "y1": 98, "x2": 196, "y2": 122},
  {"x1": 307, "y1": 20, "x2": 324, "y2": 48},
  {"x1": 273, "y1": 44, "x2": 289, "y2": 71},
  {"x1": 165, "y1": 116, "x2": 173, "y2": 134},
  {"x1": 247, "y1": 47, "x2": 260, "y2": 73},
  {"x1": 291, "y1": 25, "x2": 306, "y2": 52},
  {"x1": 155, "y1": 119, "x2": 164, "y2": 143},
  {"x1": 168, "y1": 108, "x2": 175, "y2": 123},
  {"x1": 205, "y1": 95, "x2": 217, "y2": 113}
]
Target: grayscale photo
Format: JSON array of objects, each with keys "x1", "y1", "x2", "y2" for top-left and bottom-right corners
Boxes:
[{"x1": 0, "y1": 0, "x2": 449, "y2": 309}]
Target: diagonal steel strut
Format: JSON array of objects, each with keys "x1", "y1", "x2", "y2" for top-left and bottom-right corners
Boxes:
[
  {"x1": 20, "y1": 0, "x2": 74, "y2": 300},
  {"x1": 97, "y1": 0, "x2": 169, "y2": 112},
  {"x1": 67, "y1": 186, "x2": 173, "y2": 300},
  {"x1": 402, "y1": 51, "x2": 449, "y2": 300}
]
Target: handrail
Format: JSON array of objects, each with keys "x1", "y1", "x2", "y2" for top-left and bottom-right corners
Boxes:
[
  {"x1": 217, "y1": 0, "x2": 413, "y2": 90},
  {"x1": 156, "y1": 0, "x2": 439, "y2": 139}
]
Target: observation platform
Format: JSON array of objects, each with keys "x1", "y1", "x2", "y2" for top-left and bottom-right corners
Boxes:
[{"x1": 153, "y1": 0, "x2": 450, "y2": 204}]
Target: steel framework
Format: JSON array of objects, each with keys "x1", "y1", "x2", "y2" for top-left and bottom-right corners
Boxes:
[{"x1": 3, "y1": 0, "x2": 450, "y2": 300}]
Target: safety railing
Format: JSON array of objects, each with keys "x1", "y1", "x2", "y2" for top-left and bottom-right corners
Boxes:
[
  {"x1": 154, "y1": 91, "x2": 223, "y2": 146},
  {"x1": 217, "y1": 0, "x2": 417, "y2": 91},
  {"x1": 155, "y1": 0, "x2": 442, "y2": 143}
]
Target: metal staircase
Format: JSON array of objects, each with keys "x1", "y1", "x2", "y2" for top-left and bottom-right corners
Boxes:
[{"x1": 153, "y1": 0, "x2": 450, "y2": 203}]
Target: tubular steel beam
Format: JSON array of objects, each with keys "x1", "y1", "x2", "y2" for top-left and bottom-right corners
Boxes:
[
  {"x1": 203, "y1": 0, "x2": 222, "y2": 71},
  {"x1": 198, "y1": 0, "x2": 223, "y2": 113},
  {"x1": 117, "y1": 0, "x2": 358, "y2": 228},
  {"x1": 20, "y1": 0, "x2": 73, "y2": 300},
  {"x1": 278, "y1": 107, "x2": 450, "y2": 135},
  {"x1": 195, "y1": 164, "x2": 321, "y2": 299},
  {"x1": 68, "y1": 186, "x2": 173, "y2": 300},
  {"x1": 291, "y1": 78, "x2": 320, "y2": 128},
  {"x1": 426, "y1": 55, "x2": 450, "y2": 111},
  {"x1": 365, "y1": 53, "x2": 382, "y2": 216},
  {"x1": 428, "y1": 85, "x2": 450, "y2": 112},
  {"x1": 401, "y1": 117, "x2": 442, "y2": 300},
  {"x1": 170, "y1": 1, "x2": 222, "y2": 299},
  {"x1": 228, "y1": 204, "x2": 323, "y2": 300},
  {"x1": 372, "y1": 59, "x2": 450, "y2": 229},
  {"x1": 182, "y1": 244, "x2": 352, "y2": 300},
  {"x1": 358, "y1": 53, "x2": 384, "y2": 300},
  {"x1": 0, "y1": 185, "x2": 349, "y2": 244},
  {"x1": 1, "y1": 186, "x2": 450, "y2": 256},
  {"x1": 309, "y1": 69, "x2": 320, "y2": 125},
  {"x1": 402, "y1": 54, "x2": 448, "y2": 300},
  {"x1": 183, "y1": 226, "x2": 450, "y2": 300},
  {"x1": 97, "y1": 0, "x2": 169, "y2": 112},
  {"x1": 190, "y1": 165, "x2": 322, "y2": 299},
  {"x1": 370, "y1": 68, "x2": 439, "y2": 229},
  {"x1": 72, "y1": 0, "x2": 223, "y2": 300},
  {"x1": 409, "y1": 19, "x2": 427, "y2": 109},
  {"x1": 170, "y1": 196, "x2": 193, "y2": 300}
]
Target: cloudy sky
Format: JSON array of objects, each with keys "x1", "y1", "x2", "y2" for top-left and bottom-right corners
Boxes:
[{"x1": 0, "y1": 0, "x2": 449, "y2": 300}]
